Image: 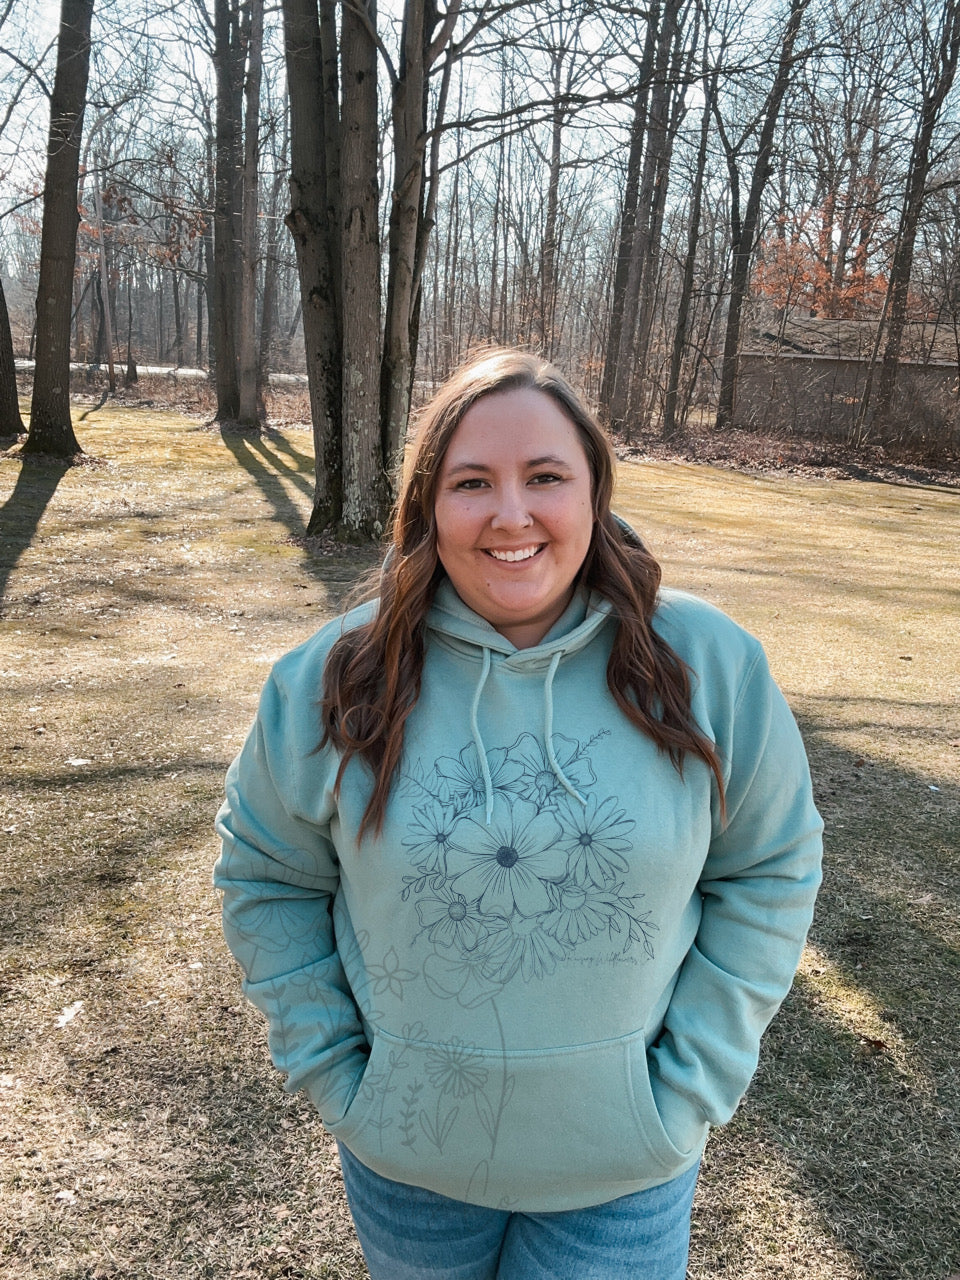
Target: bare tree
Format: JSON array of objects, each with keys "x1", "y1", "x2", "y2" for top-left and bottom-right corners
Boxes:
[
  {"x1": 237, "y1": 0, "x2": 264, "y2": 425},
  {"x1": 713, "y1": 0, "x2": 812, "y2": 431},
  {"x1": 24, "y1": 0, "x2": 95, "y2": 458},
  {"x1": 870, "y1": 0, "x2": 960, "y2": 431},
  {"x1": 281, "y1": 0, "x2": 470, "y2": 537}
]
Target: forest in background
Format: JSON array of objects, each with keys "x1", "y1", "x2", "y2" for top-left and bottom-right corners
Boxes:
[{"x1": 2, "y1": 0, "x2": 960, "y2": 535}]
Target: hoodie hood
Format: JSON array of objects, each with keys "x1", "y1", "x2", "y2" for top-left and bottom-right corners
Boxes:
[{"x1": 426, "y1": 577, "x2": 615, "y2": 821}]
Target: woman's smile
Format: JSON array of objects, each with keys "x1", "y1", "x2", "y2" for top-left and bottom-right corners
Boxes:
[{"x1": 485, "y1": 544, "x2": 545, "y2": 562}]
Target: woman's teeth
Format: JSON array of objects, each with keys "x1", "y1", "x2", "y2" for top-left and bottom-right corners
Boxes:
[{"x1": 488, "y1": 545, "x2": 541, "y2": 562}]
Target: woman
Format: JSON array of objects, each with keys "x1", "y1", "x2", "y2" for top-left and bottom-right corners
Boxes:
[{"x1": 214, "y1": 349, "x2": 823, "y2": 1279}]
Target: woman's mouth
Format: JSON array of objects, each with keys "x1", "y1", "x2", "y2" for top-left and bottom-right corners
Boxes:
[{"x1": 485, "y1": 544, "x2": 544, "y2": 562}]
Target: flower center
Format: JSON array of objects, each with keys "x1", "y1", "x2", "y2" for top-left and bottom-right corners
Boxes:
[
  {"x1": 578, "y1": 832, "x2": 593, "y2": 847},
  {"x1": 448, "y1": 900, "x2": 467, "y2": 921},
  {"x1": 496, "y1": 845, "x2": 520, "y2": 868}
]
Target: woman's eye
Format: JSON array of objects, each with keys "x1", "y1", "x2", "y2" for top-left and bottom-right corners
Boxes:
[
  {"x1": 454, "y1": 477, "x2": 487, "y2": 490},
  {"x1": 529, "y1": 472, "x2": 562, "y2": 485}
]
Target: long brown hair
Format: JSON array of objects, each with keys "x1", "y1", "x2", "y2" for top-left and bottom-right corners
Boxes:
[{"x1": 321, "y1": 348, "x2": 725, "y2": 836}]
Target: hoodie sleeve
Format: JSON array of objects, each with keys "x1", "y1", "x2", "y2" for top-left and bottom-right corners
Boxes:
[
  {"x1": 647, "y1": 642, "x2": 823, "y2": 1145},
  {"x1": 213, "y1": 666, "x2": 369, "y2": 1126}
]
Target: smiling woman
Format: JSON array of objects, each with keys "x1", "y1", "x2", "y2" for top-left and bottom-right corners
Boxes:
[
  {"x1": 214, "y1": 347, "x2": 823, "y2": 1280},
  {"x1": 434, "y1": 387, "x2": 594, "y2": 649}
]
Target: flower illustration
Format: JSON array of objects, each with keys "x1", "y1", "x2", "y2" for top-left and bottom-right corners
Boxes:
[
  {"x1": 435, "y1": 743, "x2": 524, "y2": 811},
  {"x1": 228, "y1": 896, "x2": 321, "y2": 957},
  {"x1": 482, "y1": 913, "x2": 568, "y2": 982},
  {"x1": 402, "y1": 798, "x2": 462, "y2": 874},
  {"x1": 423, "y1": 948, "x2": 505, "y2": 1008},
  {"x1": 544, "y1": 881, "x2": 614, "y2": 946},
  {"x1": 558, "y1": 794, "x2": 635, "y2": 886},
  {"x1": 513, "y1": 733, "x2": 596, "y2": 809},
  {"x1": 367, "y1": 947, "x2": 418, "y2": 998},
  {"x1": 426, "y1": 1038, "x2": 489, "y2": 1097},
  {"x1": 416, "y1": 886, "x2": 487, "y2": 952},
  {"x1": 446, "y1": 799, "x2": 565, "y2": 917}
]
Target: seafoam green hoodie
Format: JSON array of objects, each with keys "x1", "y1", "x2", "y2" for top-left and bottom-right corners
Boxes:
[{"x1": 214, "y1": 578, "x2": 823, "y2": 1212}]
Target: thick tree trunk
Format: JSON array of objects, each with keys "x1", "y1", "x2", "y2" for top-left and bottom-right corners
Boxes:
[
  {"x1": 340, "y1": 0, "x2": 385, "y2": 537},
  {"x1": 282, "y1": 0, "x2": 343, "y2": 533},
  {"x1": 25, "y1": 0, "x2": 94, "y2": 458}
]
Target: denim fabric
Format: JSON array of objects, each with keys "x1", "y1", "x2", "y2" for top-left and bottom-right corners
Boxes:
[{"x1": 337, "y1": 1141, "x2": 699, "y2": 1280}]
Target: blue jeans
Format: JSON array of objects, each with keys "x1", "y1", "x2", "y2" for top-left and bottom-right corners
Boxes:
[{"x1": 337, "y1": 1142, "x2": 699, "y2": 1280}]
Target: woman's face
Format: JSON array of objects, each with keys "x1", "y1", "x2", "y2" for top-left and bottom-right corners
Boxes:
[{"x1": 434, "y1": 387, "x2": 594, "y2": 649}]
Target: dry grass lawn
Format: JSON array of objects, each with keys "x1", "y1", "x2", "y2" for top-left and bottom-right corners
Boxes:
[{"x1": 1, "y1": 403, "x2": 958, "y2": 1279}]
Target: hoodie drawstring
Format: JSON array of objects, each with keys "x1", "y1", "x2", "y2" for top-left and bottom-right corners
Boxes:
[
  {"x1": 469, "y1": 646, "x2": 495, "y2": 823},
  {"x1": 543, "y1": 650, "x2": 587, "y2": 807},
  {"x1": 470, "y1": 646, "x2": 587, "y2": 824}
]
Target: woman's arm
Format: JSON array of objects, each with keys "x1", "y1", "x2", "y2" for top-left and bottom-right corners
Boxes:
[
  {"x1": 214, "y1": 669, "x2": 369, "y2": 1125},
  {"x1": 648, "y1": 645, "x2": 824, "y2": 1146}
]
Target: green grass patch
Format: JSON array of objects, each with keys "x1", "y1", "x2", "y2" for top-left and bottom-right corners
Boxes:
[{"x1": 1, "y1": 409, "x2": 958, "y2": 1278}]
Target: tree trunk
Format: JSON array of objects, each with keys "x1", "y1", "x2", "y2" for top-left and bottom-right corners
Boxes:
[
  {"x1": 381, "y1": 0, "x2": 431, "y2": 481},
  {"x1": 238, "y1": 0, "x2": 264, "y2": 426},
  {"x1": 212, "y1": 0, "x2": 245, "y2": 421},
  {"x1": 25, "y1": 0, "x2": 94, "y2": 458},
  {"x1": 607, "y1": 0, "x2": 682, "y2": 437},
  {"x1": 630, "y1": 15, "x2": 692, "y2": 433},
  {"x1": 664, "y1": 66, "x2": 715, "y2": 440},
  {"x1": 381, "y1": 0, "x2": 456, "y2": 483},
  {"x1": 0, "y1": 275, "x2": 25, "y2": 439},
  {"x1": 872, "y1": 0, "x2": 960, "y2": 431},
  {"x1": 600, "y1": 10, "x2": 658, "y2": 425},
  {"x1": 339, "y1": 0, "x2": 385, "y2": 537},
  {"x1": 282, "y1": 0, "x2": 343, "y2": 533},
  {"x1": 259, "y1": 163, "x2": 286, "y2": 388}
]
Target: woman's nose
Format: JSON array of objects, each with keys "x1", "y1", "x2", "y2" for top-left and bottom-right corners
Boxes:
[{"x1": 490, "y1": 483, "x2": 534, "y2": 530}]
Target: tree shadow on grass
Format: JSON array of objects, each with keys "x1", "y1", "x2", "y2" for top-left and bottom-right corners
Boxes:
[
  {"x1": 218, "y1": 426, "x2": 379, "y2": 607},
  {"x1": 218, "y1": 428, "x2": 313, "y2": 541},
  {"x1": 0, "y1": 455, "x2": 72, "y2": 610},
  {"x1": 713, "y1": 710, "x2": 960, "y2": 1279}
]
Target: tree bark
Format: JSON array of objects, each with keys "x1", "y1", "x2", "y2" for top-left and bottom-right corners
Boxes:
[{"x1": 25, "y1": 0, "x2": 95, "y2": 458}]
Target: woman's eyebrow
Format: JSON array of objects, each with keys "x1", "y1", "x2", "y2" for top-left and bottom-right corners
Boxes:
[{"x1": 444, "y1": 454, "x2": 569, "y2": 477}]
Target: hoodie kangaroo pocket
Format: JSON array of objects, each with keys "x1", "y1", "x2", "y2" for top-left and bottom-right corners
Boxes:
[{"x1": 327, "y1": 1026, "x2": 705, "y2": 1212}]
